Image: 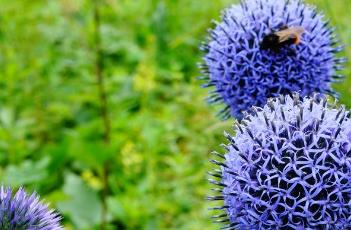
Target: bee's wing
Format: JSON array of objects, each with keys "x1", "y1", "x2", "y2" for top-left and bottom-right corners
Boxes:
[
  {"x1": 276, "y1": 32, "x2": 296, "y2": 43},
  {"x1": 275, "y1": 27, "x2": 305, "y2": 43}
]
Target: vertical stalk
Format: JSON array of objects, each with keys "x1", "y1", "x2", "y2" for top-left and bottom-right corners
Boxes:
[{"x1": 92, "y1": 0, "x2": 110, "y2": 229}]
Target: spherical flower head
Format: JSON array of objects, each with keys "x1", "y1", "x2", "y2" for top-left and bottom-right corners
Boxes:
[
  {"x1": 200, "y1": 0, "x2": 345, "y2": 120},
  {"x1": 0, "y1": 186, "x2": 63, "y2": 230},
  {"x1": 208, "y1": 94, "x2": 351, "y2": 229}
]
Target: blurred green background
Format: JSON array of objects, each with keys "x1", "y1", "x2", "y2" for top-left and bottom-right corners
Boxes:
[{"x1": 0, "y1": 0, "x2": 350, "y2": 229}]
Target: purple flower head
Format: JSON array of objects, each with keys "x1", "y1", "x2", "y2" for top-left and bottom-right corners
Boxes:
[
  {"x1": 0, "y1": 186, "x2": 63, "y2": 230},
  {"x1": 208, "y1": 94, "x2": 351, "y2": 229},
  {"x1": 200, "y1": 0, "x2": 345, "y2": 120}
]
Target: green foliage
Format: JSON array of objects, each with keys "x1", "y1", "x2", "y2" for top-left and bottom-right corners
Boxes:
[
  {"x1": 58, "y1": 173, "x2": 102, "y2": 228},
  {"x1": 0, "y1": 0, "x2": 350, "y2": 229}
]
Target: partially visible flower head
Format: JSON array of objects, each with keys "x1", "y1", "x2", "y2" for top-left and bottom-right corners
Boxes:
[
  {"x1": 0, "y1": 186, "x2": 63, "y2": 230},
  {"x1": 200, "y1": 0, "x2": 345, "y2": 119},
  {"x1": 208, "y1": 94, "x2": 351, "y2": 229}
]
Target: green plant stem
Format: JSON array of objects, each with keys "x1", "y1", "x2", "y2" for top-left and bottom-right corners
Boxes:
[{"x1": 92, "y1": 1, "x2": 110, "y2": 229}]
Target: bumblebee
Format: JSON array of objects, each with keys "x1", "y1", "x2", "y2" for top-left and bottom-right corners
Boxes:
[{"x1": 260, "y1": 26, "x2": 305, "y2": 52}]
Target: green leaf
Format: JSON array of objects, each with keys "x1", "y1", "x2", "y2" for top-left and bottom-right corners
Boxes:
[
  {"x1": 57, "y1": 173, "x2": 102, "y2": 229},
  {"x1": 1, "y1": 157, "x2": 49, "y2": 186}
]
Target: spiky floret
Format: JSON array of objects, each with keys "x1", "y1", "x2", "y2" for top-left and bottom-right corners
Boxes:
[
  {"x1": 200, "y1": 0, "x2": 345, "y2": 120},
  {"x1": 0, "y1": 186, "x2": 63, "y2": 230},
  {"x1": 208, "y1": 94, "x2": 351, "y2": 229}
]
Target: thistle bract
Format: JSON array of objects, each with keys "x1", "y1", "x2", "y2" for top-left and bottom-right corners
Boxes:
[
  {"x1": 200, "y1": 0, "x2": 345, "y2": 119},
  {"x1": 208, "y1": 94, "x2": 351, "y2": 229},
  {"x1": 0, "y1": 186, "x2": 62, "y2": 230}
]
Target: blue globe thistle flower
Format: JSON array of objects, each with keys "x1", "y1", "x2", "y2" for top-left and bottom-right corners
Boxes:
[
  {"x1": 199, "y1": 0, "x2": 345, "y2": 120},
  {"x1": 208, "y1": 94, "x2": 351, "y2": 229},
  {"x1": 0, "y1": 186, "x2": 63, "y2": 230}
]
